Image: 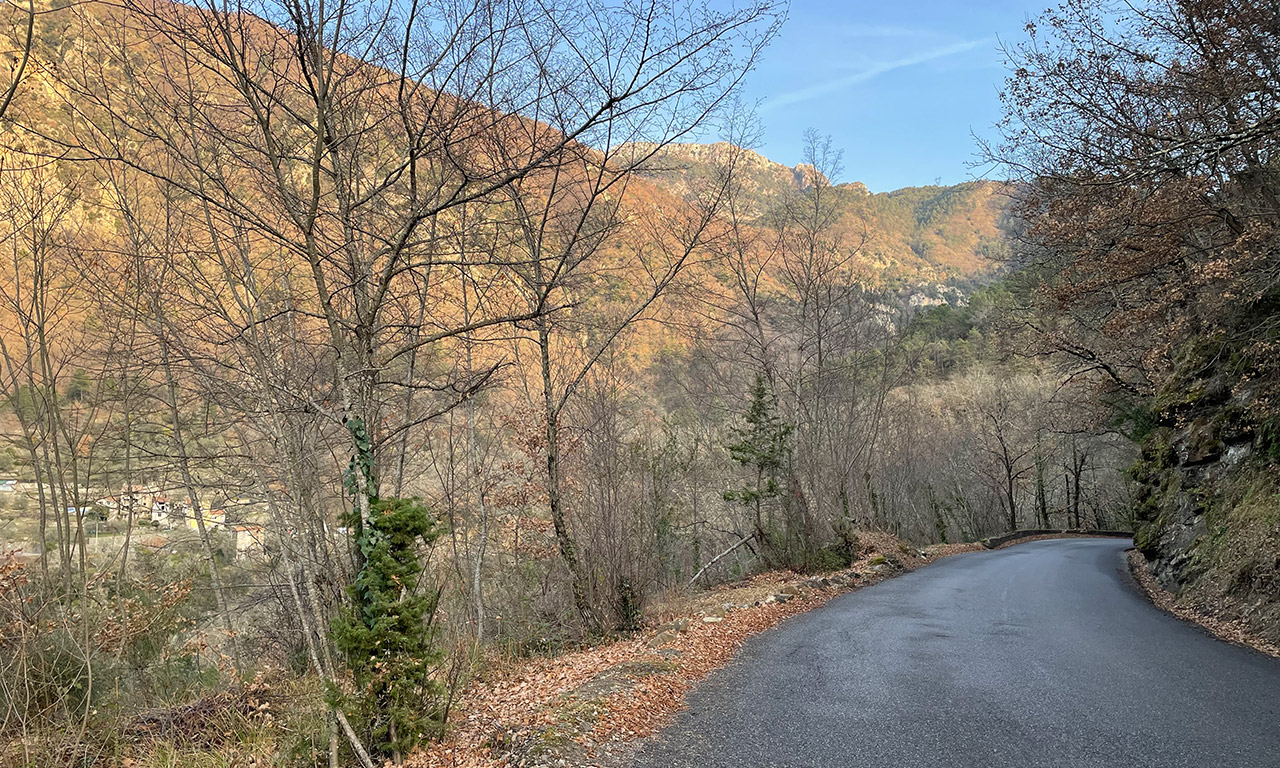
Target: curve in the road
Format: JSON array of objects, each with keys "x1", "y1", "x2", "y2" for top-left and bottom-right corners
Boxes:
[{"x1": 629, "y1": 538, "x2": 1280, "y2": 768}]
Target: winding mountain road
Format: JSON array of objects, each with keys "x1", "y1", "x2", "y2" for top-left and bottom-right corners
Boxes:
[{"x1": 629, "y1": 538, "x2": 1280, "y2": 768}]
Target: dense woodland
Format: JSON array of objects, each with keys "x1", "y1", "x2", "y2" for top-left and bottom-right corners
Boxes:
[{"x1": 0, "y1": 0, "x2": 1273, "y2": 765}]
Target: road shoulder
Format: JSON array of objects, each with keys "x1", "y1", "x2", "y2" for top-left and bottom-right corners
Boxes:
[{"x1": 1125, "y1": 548, "x2": 1279, "y2": 658}]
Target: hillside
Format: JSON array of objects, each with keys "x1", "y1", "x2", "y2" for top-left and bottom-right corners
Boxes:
[
  {"x1": 631, "y1": 142, "x2": 1008, "y2": 284},
  {"x1": 1131, "y1": 329, "x2": 1280, "y2": 646}
]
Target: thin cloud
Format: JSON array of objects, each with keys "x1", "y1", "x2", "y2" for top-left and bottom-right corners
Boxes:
[
  {"x1": 762, "y1": 36, "x2": 996, "y2": 113},
  {"x1": 837, "y1": 23, "x2": 945, "y2": 40}
]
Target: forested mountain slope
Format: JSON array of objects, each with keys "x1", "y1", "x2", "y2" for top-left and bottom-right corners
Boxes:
[{"x1": 632, "y1": 141, "x2": 1007, "y2": 281}]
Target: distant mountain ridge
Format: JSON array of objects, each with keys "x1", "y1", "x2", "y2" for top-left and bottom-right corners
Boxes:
[
  {"x1": 8, "y1": 0, "x2": 1007, "y2": 291},
  {"x1": 625, "y1": 141, "x2": 853, "y2": 209},
  {"x1": 628, "y1": 142, "x2": 1009, "y2": 284}
]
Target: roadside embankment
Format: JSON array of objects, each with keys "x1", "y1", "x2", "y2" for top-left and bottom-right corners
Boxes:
[
  {"x1": 408, "y1": 534, "x2": 981, "y2": 768},
  {"x1": 1126, "y1": 548, "x2": 1279, "y2": 659}
]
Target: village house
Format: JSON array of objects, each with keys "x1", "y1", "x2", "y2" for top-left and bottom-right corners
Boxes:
[
  {"x1": 185, "y1": 508, "x2": 226, "y2": 531},
  {"x1": 231, "y1": 523, "x2": 266, "y2": 558},
  {"x1": 96, "y1": 484, "x2": 171, "y2": 522},
  {"x1": 151, "y1": 494, "x2": 171, "y2": 516}
]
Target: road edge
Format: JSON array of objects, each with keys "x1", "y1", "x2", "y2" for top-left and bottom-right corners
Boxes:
[
  {"x1": 407, "y1": 539, "x2": 983, "y2": 768},
  {"x1": 1124, "y1": 548, "x2": 1279, "y2": 659}
]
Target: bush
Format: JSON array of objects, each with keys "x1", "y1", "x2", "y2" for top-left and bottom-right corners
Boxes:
[
  {"x1": 614, "y1": 579, "x2": 643, "y2": 632},
  {"x1": 805, "y1": 543, "x2": 855, "y2": 573}
]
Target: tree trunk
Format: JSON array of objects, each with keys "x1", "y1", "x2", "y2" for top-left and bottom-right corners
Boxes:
[
  {"x1": 157, "y1": 328, "x2": 244, "y2": 677},
  {"x1": 539, "y1": 323, "x2": 594, "y2": 630},
  {"x1": 1005, "y1": 469, "x2": 1018, "y2": 532},
  {"x1": 1034, "y1": 453, "x2": 1048, "y2": 528}
]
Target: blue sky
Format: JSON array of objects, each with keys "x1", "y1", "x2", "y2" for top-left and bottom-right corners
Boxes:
[{"x1": 736, "y1": 0, "x2": 1045, "y2": 192}]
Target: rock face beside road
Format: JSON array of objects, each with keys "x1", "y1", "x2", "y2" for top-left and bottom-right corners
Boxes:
[
  {"x1": 1130, "y1": 346, "x2": 1280, "y2": 645},
  {"x1": 628, "y1": 539, "x2": 1280, "y2": 768}
]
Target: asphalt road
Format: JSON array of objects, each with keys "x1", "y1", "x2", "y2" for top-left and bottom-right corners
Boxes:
[{"x1": 629, "y1": 538, "x2": 1280, "y2": 768}]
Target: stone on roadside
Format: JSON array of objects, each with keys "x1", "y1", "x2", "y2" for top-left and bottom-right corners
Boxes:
[
  {"x1": 647, "y1": 630, "x2": 678, "y2": 648},
  {"x1": 659, "y1": 617, "x2": 691, "y2": 633}
]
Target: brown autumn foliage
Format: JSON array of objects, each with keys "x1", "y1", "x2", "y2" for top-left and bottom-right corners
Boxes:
[{"x1": 992, "y1": 0, "x2": 1280, "y2": 407}]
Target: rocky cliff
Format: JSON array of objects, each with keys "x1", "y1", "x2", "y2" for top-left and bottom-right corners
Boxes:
[{"x1": 1132, "y1": 332, "x2": 1280, "y2": 645}]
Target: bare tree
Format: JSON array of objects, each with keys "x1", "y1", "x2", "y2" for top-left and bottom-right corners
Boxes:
[
  {"x1": 0, "y1": 0, "x2": 36, "y2": 121},
  {"x1": 12, "y1": 0, "x2": 782, "y2": 757},
  {"x1": 502, "y1": 135, "x2": 739, "y2": 627}
]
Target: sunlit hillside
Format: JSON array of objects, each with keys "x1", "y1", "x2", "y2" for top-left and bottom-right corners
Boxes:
[{"x1": 632, "y1": 141, "x2": 1008, "y2": 283}]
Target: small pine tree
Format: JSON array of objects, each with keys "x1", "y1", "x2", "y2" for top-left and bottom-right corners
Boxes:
[
  {"x1": 724, "y1": 374, "x2": 793, "y2": 550},
  {"x1": 332, "y1": 496, "x2": 445, "y2": 760}
]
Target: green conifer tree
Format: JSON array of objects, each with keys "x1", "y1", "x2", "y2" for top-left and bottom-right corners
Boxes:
[
  {"x1": 724, "y1": 374, "x2": 793, "y2": 554},
  {"x1": 332, "y1": 418, "x2": 446, "y2": 761}
]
